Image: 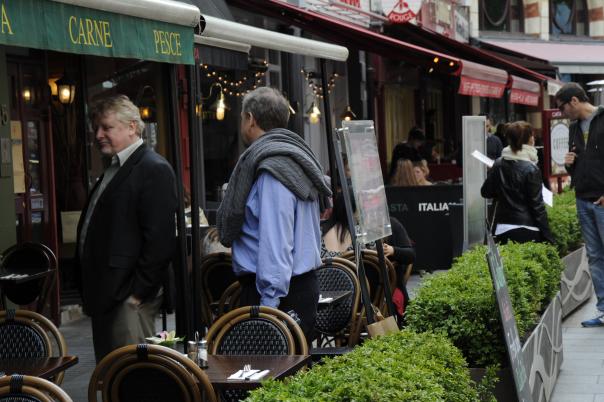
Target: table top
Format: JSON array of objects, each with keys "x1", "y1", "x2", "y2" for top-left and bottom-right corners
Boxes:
[
  {"x1": 204, "y1": 355, "x2": 310, "y2": 390},
  {"x1": 0, "y1": 356, "x2": 79, "y2": 379}
]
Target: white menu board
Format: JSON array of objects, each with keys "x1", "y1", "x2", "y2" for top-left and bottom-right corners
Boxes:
[{"x1": 342, "y1": 120, "x2": 392, "y2": 244}]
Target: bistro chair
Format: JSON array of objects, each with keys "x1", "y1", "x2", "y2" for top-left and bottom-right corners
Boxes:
[
  {"x1": 88, "y1": 344, "x2": 216, "y2": 402},
  {"x1": 206, "y1": 306, "x2": 307, "y2": 402},
  {"x1": 198, "y1": 252, "x2": 238, "y2": 327},
  {"x1": 206, "y1": 305, "x2": 308, "y2": 356},
  {"x1": 0, "y1": 374, "x2": 72, "y2": 402},
  {"x1": 0, "y1": 242, "x2": 57, "y2": 314},
  {"x1": 340, "y1": 249, "x2": 397, "y2": 313},
  {"x1": 314, "y1": 259, "x2": 361, "y2": 347},
  {"x1": 0, "y1": 309, "x2": 67, "y2": 385}
]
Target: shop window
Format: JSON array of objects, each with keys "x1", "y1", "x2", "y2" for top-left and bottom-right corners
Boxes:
[
  {"x1": 550, "y1": 0, "x2": 589, "y2": 36},
  {"x1": 479, "y1": 0, "x2": 523, "y2": 33}
]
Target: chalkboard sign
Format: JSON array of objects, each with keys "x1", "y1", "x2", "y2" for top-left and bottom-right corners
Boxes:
[{"x1": 485, "y1": 233, "x2": 533, "y2": 402}]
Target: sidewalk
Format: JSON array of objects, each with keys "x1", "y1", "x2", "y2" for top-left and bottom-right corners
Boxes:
[{"x1": 551, "y1": 293, "x2": 604, "y2": 402}]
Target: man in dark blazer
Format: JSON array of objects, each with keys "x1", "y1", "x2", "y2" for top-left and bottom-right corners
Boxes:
[{"x1": 77, "y1": 95, "x2": 177, "y2": 362}]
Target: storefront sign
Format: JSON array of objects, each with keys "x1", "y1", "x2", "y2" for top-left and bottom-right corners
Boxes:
[
  {"x1": 386, "y1": 184, "x2": 463, "y2": 270},
  {"x1": 302, "y1": 0, "x2": 372, "y2": 27},
  {"x1": 0, "y1": 0, "x2": 194, "y2": 64},
  {"x1": 510, "y1": 89, "x2": 539, "y2": 106},
  {"x1": 458, "y1": 76, "x2": 506, "y2": 98},
  {"x1": 382, "y1": 0, "x2": 423, "y2": 23}
]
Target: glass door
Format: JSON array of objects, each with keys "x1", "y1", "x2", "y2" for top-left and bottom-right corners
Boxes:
[{"x1": 8, "y1": 59, "x2": 53, "y2": 246}]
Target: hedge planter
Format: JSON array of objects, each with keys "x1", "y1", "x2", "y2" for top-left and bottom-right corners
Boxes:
[{"x1": 560, "y1": 246, "x2": 591, "y2": 318}]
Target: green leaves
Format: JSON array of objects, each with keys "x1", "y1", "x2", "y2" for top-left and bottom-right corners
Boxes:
[
  {"x1": 406, "y1": 241, "x2": 563, "y2": 367},
  {"x1": 245, "y1": 331, "x2": 480, "y2": 402},
  {"x1": 547, "y1": 189, "x2": 582, "y2": 256}
]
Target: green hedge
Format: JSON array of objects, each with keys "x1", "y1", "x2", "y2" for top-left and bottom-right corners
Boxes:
[
  {"x1": 406, "y1": 241, "x2": 563, "y2": 367},
  {"x1": 547, "y1": 189, "x2": 582, "y2": 256},
  {"x1": 245, "y1": 330, "x2": 482, "y2": 402}
]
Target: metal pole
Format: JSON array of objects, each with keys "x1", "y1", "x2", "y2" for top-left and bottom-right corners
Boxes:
[
  {"x1": 187, "y1": 63, "x2": 205, "y2": 336},
  {"x1": 320, "y1": 59, "x2": 338, "y2": 196},
  {"x1": 168, "y1": 65, "x2": 192, "y2": 340}
]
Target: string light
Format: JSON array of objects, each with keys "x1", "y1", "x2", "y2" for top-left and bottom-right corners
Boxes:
[
  {"x1": 199, "y1": 62, "x2": 267, "y2": 98},
  {"x1": 300, "y1": 68, "x2": 340, "y2": 99}
]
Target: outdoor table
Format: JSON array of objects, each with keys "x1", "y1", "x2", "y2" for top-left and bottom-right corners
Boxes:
[
  {"x1": 0, "y1": 356, "x2": 79, "y2": 379},
  {"x1": 318, "y1": 290, "x2": 352, "y2": 307},
  {"x1": 203, "y1": 354, "x2": 310, "y2": 391}
]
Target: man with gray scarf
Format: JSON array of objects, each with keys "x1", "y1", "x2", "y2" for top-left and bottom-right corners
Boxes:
[{"x1": 217, "y1": 87, "x2": 331, "y2": 342}]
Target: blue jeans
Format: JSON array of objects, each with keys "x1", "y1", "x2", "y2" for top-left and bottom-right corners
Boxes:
[{"x1": 577, "y1": 198, "x2": 604, "y2": 312}]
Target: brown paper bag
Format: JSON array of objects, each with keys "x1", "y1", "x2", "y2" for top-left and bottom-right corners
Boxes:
[{"x1": 367, "y1": 306, "x2": 399, "y2": 338}]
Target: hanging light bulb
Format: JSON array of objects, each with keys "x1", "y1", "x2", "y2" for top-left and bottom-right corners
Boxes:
[
  {"x1": 307, "y1": 101, "x2": 321, "y2": 124},
  {"x1": 212, "y1": 91, "x2": 227, "y2": 121},
  {"x1": 340, "y1": 105, "x2": 357, "y2": 121}
]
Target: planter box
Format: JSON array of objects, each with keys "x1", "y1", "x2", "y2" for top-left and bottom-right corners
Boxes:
[
  {"x1": 522, "y1": 292, "x2": 563, "y2": 402},
  {"x1": 471, "y1": 292, "x2": 563, "y2": 402},
  {"x1": 560, "y1": 246, "x2": 591, "y2": 318}
]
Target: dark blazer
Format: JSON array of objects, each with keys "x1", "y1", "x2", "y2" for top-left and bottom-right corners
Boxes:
[{"x1": 77, "y1": 145, "x2": 177, "y2": 316}]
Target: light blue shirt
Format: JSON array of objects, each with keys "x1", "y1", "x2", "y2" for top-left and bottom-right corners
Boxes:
[{"x1": 232, "y1": 172, "x2": 322, "y2": 308}]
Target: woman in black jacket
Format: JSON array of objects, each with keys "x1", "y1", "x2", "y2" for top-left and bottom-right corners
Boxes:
[{"x1": 481, "y1": 121, "x2": 554, "y2": 244}]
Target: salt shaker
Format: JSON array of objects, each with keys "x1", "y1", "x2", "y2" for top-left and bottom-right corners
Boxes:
[
  {"x1": 197, "y1": 339, "x2": 208, "y2": 368},
  {"x1": 187, "y1": 341, "x2": 198, "y2": 361}
]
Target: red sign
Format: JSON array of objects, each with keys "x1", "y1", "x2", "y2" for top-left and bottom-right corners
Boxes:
[
  {"x1": 382, "y1": 0, "x2": 422, "y2": 24},
  {"x1": 510, "y1": 89, "x2": 539, "y2": 106},
  {"x1": 339, "y1": 0, "x2": 361, "y2": 6},
  {"x1": 458, "y1": 76, "x2": 505, "y2": 98}
]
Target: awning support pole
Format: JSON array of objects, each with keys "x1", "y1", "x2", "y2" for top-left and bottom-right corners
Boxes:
[{"x1": 320, "y1": 59, "x2": 338, "y2": 196}]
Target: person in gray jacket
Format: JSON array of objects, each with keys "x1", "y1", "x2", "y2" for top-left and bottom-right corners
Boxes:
[{"x1": 556, "y1": 82, "x2": 604, "y2": 327}]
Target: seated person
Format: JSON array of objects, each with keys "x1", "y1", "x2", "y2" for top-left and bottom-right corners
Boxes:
[
  {"x1": 389, "y1": 159, "x2": 420, "y2": 186},
  {"x1": 321, "y1": 191, "x2": 354, "y2": 259},
  {"x1": 412, "y1": 160, "x2": 432, "y2": 186}
]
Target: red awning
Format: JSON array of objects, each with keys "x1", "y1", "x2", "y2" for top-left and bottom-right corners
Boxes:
[
  {"x1": 388, "y1": 24, "x2": 553, "y2": 84},
  {"x1": 509, "y1": 75, "x2": 541, "y2": 106},
  {"x1": 456, "y1": 60, "x2": 508, "y2": 98},
  {"x1": 227, "y1": 0, "x2": 510, "y2": 98}
]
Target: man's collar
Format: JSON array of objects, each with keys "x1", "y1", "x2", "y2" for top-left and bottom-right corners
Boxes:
[{"x1": 115, "y1": 137, "x2": 144, "y2": 166}]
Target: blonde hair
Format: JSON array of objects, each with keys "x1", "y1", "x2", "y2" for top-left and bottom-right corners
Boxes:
[
  {"x1": 89, "y1": 95, "x2": 145, "y2": 136},
  {"x1": 390, "y1": 159, "x2": 420, "y2": 186}
]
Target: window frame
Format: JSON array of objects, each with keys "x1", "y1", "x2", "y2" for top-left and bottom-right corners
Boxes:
[
  {"x1": 479, "y1": 0, "x2": 525, "y2": 33},
  {"x1": 550, "y1": 0, "x2": 589, "y2": 37}
]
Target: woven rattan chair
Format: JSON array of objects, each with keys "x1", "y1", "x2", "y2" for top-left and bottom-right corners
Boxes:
[
  {"x1": 0, "y1": 243, "x2": 57, "y2": 314},
  {"x1": 206, "y1": 306, "x2": 307, "y2": 402},
  {"x1": 0, "y1": 309, "x2": 67, "y2": 385},
  {"x1": 198, "y1": 252, "x2": 238, "y2": 326},
  {"x1": 88, "y1": 344, "x2": 216, "y2": 402},
  {"x1": 0, "y1": 375, "x2": 72, "y2": 402},
  {"x1": 340, "y1": 249, "x2": 396, "y2": 312},
  {"x1": 206, "y1": 305, "x2": 307, "y2": 356},
  {"x1": 314, "y1": 261, "x2": 360, "y2": 347}
]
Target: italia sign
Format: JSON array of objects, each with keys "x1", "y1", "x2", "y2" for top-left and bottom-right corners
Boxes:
[{"x1": 382, "y1": 0, "x2": 423, "y2": 23}]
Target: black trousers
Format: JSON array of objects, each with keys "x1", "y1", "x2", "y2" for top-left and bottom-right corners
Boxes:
[
  {"x1": 238, "y1": 270, "x2": 319, "y2": 345},
  {"x1": 496, "y1": 228, "x2": 542, "y2": 245}
]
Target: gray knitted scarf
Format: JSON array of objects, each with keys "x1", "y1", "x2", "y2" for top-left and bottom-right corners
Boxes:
[{"x1": 217, "y1": 128, "x2": 331, "y2": 247}]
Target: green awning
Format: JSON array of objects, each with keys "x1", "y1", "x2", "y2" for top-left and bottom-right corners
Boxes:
[{"x1": 0, "y1": 0, "x2": 194, "y2": 64}]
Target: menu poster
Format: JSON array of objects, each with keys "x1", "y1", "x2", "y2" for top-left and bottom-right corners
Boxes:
[
  {"x1": 341, "y1": 120, "x2": 391, "y2": 244},
  {"x1": 10, "y1": 120, "x2": 25, "y2": 194},
  {"x1": 486, "y1": 232, "x2": 533, "y2": 402}
]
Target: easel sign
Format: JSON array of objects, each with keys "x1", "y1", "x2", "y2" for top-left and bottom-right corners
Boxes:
[
  {"x1": 341, "y1": 120, "x2": 392, "y2": 243},
  {"x1": 485, "y1": 232, "x2": 533, "y2": 402},
  {"x1": 332, "y1": 120, "x2": 396, "y2": 330}
]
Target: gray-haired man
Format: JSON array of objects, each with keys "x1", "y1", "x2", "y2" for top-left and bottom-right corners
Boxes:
[{"x1": 217, "y1": 87, "x2": 331, "y2": 343}]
